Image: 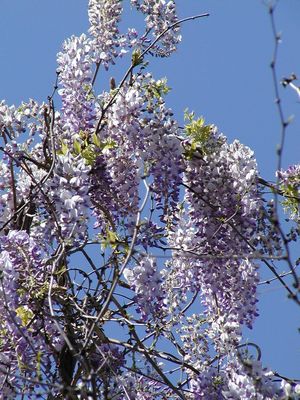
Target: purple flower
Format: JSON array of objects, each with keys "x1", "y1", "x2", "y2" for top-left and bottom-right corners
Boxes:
[
  {"x1": 88, "y1": 0, "x2": 127, "y2": 68},
  {"x1": 131, "y1": 0, "x2": 181, "y2": 56},
  {"x1": 166, "y1": 126, "x2": 261, "y2": 351},
  {"x1": 124, "y1": 256, "x2": 165, "y2": 319},
  {"x1": 57, "y1": 34, "x2": 95, "y2": 137}
]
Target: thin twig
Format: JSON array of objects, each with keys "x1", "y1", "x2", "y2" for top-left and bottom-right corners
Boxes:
[{"x1": 268, "y1": 4, "x2": 299, "y2": 288}]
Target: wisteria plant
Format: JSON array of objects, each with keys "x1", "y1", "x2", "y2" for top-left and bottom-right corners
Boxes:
[{"x1": 0, "y1": 1, "x2": 299, "y2": 399}]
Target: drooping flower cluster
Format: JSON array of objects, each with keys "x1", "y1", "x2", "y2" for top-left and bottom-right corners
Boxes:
[
  {"x1": 13, "y1": 151, "x2": 91, "y2": 249},
  {"x1": 166, "y1": 124, "x2": 261, "y2": 352},
  {"x1": 90, "y1": 75, "x2": 182, "y2": 234},
  {"x1": 44, "y1": 151, "x2": 91, "y2": 244},
  {"x1": 279, "y1": 380, "x2": 300, "y2": 399},
  {"x1": 88, "y1": 0, "x2": 126, "y2": 68},
  {"x1": 189, "y1": 367, "x2": 225, "y2": 400},
  {"x1": 0, "y1": 100, "x2": 25, "y2": 136},
  {"x1": 90, "y1": 84, "x2": 143, "y2": 233},
  {"x1": 139, "y1": 78, "x2": 183, "y2": 217},
  {"x1": 57, "y1": 34, "x2": 95, "y2": 137},
  {"x1": 124, "y1": 256, "x2": 165, "y2": 319},
  {"x1": 131, "y1": 0, "x2": 181, "y2": 56},
  {"x1": 222, "y1": 357, "x2": 278, "y2": 400},
  {"x1": 190, "y1": 356, "x2": 279, "y2": 400}
]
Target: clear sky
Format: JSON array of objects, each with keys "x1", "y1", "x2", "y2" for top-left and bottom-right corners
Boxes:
[{"x1": 0, "y1": 0, "x2": 299, "y2": 379}]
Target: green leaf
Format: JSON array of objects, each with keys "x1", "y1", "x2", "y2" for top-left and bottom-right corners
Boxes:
[
  {"x1": 82, "y1": 145, "x2": 96, "y2": 165},
  {"x1": 101, "y1": 229, "x2": 123, "y2": 250},
  {"x1": 132, "y1": 49, "x2": 143, "y2": 67},
  {"x1": 280, "y1": 182, "x2": 300, "y2": 220},
  {"x1": 107, "y1": 229, "x2": 118, "y2": 245},
  {"x1": 15, "y1": 305, "x2": 34, "y2": 327},
  {"x1": 152, "y1": 78, "x2": 170, "y2": 98},
  {"x1": 184, "y1": 108, "x2": 195, "y2": 122},
  {"x1": 59, "y1": 141, "x2": 69, "y2": 156},
  {"x1": 36, "y1": 351, "x2": 42, "y2": 380},
  {"x1": 92, "y1": 132, "x2": 101, "y2": 148},
  {"x1": 17, "y1": 353, "x2": 27, "y2": 372},
  {"x1": 17, "y1": 105, "x2": 25, "y2": 113},
  {"x1": 183, "y1": 111, "x2": 213, "y2": 158},
  {"x1": 73, "y1": 140, "x2": 82, "y2": 155},
  {"x1": 102, "y1": 139, "x2": 117, "y2": 151}
]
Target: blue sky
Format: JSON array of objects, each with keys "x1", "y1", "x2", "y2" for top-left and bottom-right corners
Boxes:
[{"x1": 1, "y1": 0, "x2": 299, "y2": 379}]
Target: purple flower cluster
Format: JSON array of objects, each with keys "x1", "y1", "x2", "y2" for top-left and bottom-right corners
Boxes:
[
  {"x1": 91, "y1": 75, "x2": 183, "y2": 233},
  {"x1": 190, "y1": 368, "x2": 225, "y2": 400},
  {"x1": 90, "y1": 84, "x2": 143, "y2": 233},
  {"x1": 131, "y1": 0, "x2": 181, "y2": 56},
  {"x1": 88, "y1": 0, "x2": 127, "y2": 68},
  {"x1": 222, "y1": 357, "x2": 278, "y2": 400},
  {"x1": 190, "y1": 356, "x2": 279, "y2": 400},
  {"x1": 277, "y1": 164, "x2": 300, "y2": 184},
  {"x1": 15, "y1": 151, "x2": 91, "y2": 248},
  {"x1": 57, "y1": 34, "x2": 95, "y2": 137},
  {"x1": 167, "y1": 127, "x2": 261, "y2": 351},
  {"x1": 140, "y1": 94, "x2": 183, "y2": 219},
  {"x1": 124, "y1": 256, "x2": 165, "y2": 319},
  {"x1": 0, "y1": 100, "x2": 25, "y2": 136},
  {"x1": 45, "y1": 151, "x2": 91, "y2": 244}
]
